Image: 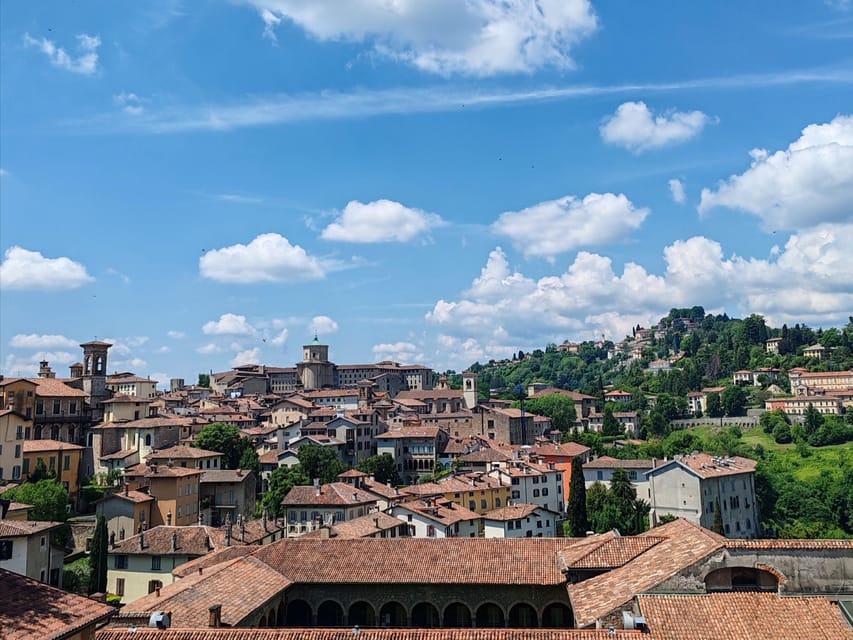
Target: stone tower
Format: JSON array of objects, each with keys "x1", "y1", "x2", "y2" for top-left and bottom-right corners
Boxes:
[
  {"x1": 462, "y1": 370, "x2": 478, "y2": 409},
  {"x1": 80, "y1": 340, "x2": 112, "y2": 420},
  {"x1": 297, "y1": 334, "x2": 334, "y2": 390}
]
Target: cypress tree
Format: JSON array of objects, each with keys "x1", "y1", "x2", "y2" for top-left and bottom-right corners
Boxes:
[
  {"x1": 566, "y1": 456, "x2": 589, "y2": 536},
  {"x1": 89, "y1": 514, "x2": 108, "y2": 594}
]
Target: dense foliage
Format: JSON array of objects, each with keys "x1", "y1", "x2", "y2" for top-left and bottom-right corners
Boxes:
[
  {"x1": 195, "y1": 422, "x2": 259, "y2": 472},
  {"x1": 1, "y1": 479, "x2": 69, "y2": 522}
]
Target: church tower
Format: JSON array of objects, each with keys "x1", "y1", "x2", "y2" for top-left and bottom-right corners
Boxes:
[
  {"x1": 463, "y1": 370, "x2": 478, "y2": 409},
  {"x1": 80, "y1": 340, "x2": 112, "y2": 420},
  {"x1": 297, "y1": 334, "x2": 334, "y2": 390}
]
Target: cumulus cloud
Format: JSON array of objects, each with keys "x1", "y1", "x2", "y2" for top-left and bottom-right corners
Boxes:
[
  {"x1": 669, "y1": 179, "x2": 686, "y2": 204},
  {"x1": 231, "y1": 348, "x2": 261, "y2": 367},
  {"x1": 9, "y1": 334, "x2": 78, "y2": 350},
  {"x1": 244, "y1": 0, "x2": 597, "y2": 76},
  {"x1": 309, "y1": 316, "x2": 339, "y2": 337},
  {"x1": 699, "y1": 114, "x2": 853, "y2": 230},
  {"x1": 203, "y1": 313, "x2": 256, "y2": 336},
  {"x1": 600, "y1": 101, "x2": 713, "y2": 152},
  {"x1": 427, "y1": 224, "x2": 853, "y2": 366},
  {"x1": 321, "y1": 199, "x2": 445, "y2": 243},
  {"x1": 492, "y1": 193, "x2": 649, "y2": 258},
  {"x1": 270, "y1": 329, "x2": 289, "y2": 346},
  {"x1": 23, "y1": 32, "x2": 100, "y2": 75},
  {"x1": 199, "y1": 233, "x2": 327, "y2": 284},
  {"x1": 4, "y1": 352, "x2": 77, "y2": 377},
  {"x1": 114, "y1": 92, "x2": 145, "y2": 115},
  {"x1": 372, "y1": 341, "x2": 423, "y2": 363},
  {"x1": 0, "y1": 247, "x2": 93, "y2": 290},
  {"x1": 196, "y1": 343, "x2": 222, "y2": 355},
  {"x1": 167, "y1": 330, "x2": 186, "y2": 339}
]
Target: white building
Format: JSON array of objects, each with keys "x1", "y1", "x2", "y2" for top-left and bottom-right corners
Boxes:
[
  {"x1": 487, "y1": 461, "x2": 564, "y2": 514},
  {"x1": 391, "y1": 497, "x2": 480, "y2": 538},
  {"x1": 646, "y1": 453, "x2": 759, "y2": 538},
  {"x1": 582, "y1": 456, "x2": 658, "y2": 500},
  {"x1": 483, "y1": 503, "x2": 558, "y2": 538},
  {"x1": 0, "y1": 519, "x2": 65, "y2": 586}
]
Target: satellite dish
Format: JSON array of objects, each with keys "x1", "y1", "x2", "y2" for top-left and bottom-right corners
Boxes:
[{"x1": 148, "y1": 612, "x2": 171, "y2": 629}]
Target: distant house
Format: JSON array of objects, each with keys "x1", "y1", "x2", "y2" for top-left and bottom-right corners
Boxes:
[
  {"x1": 587, "y1": 411, "x2": 640, "y2": 436},
  {"x1": 282, "y1": 482, "x2": 379, "y2": 537},
  {"x1": 0, "y1": 518, "x2": 65, "y2": 585},
  {"x1": 803, "y1": 344, "x2": 829, "y2": 360},
  {"x1": 483, "y1": 503, "x2": 558, "y2": 538},
  {"x1": 391, "y1": 497, "x2": 481, "y2": 538},
  {"x1": 200, "y1": 469, "x2": 256, "y2": 526},
  {"x1": 582, "y1": 456, "x2": 658, "y2": 499},
  {"x1": 604, "y1": 390, "x2": 633, "y2": 404},
  {"x1": 765, "y1": 337, "x2": 783, "y2": 354}
]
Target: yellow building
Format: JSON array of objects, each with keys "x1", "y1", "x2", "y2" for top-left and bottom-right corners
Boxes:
[
  {"x1": 22, "y1": 439, "x2": 84, "y2": 499},
  {"x1": 401, "y1": 474, "x2": 512, "y2": 515},
  {"x1": 125, "y1": 464, "x2": 202, "y2": 527},
  {"x1": 0, "y1": 409, "x2": 29, "y2": 482}
]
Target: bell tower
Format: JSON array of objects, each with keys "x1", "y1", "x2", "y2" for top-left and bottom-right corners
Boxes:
[
  {"x1": 81, "y1": 340, "x2": 112, "y2": 420},
  {"x1": 463, "y1": 370, "x2": 478, "y2": 409}
]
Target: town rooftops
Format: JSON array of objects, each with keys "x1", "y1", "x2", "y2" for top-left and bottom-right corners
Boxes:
[
  {"x1": 583, "y1": 456, "x2": 657, "y2": 470},
  {"x1": 376, "y1": 425, "x2": 442, "y2": 439},
  {"x1": 558, "y1": 531, "x2": 666, "y2": 571},
  {"x1": 95, "y1": 416, "x2": 201, "y2": 430},
  {"x1": 396, "y1": 498, "x2": 481, "y2": 526},
  {"x1": 282, "y1": 482, "x2": 378, "y2": 507},
  {"x1": 31, "y1": 378, "x2": 88, "y2": 397},
  {"x1": 304, "y1": 511, "x2": 404, "y2": 538},
  {"x1": 22, "y1": 439, "x2": 84, "y2": 453},
  {"x1": 124, "y1": 463, "x2": 204, "y2": 478},
  {"x1": 0, "y1": 519, "x2": 65, "y2": 537},
  {"x1": 97, "y1": 631, "x2": 645, "y2": 640},
  {"x1": 483, "y1": 503, "x2": 541, "y2": 521},
  {"x1": 200, "y1": 469, "x2": 253, "y2": 484},
  {"x1": 0, "y1": 568, "x2": 115, "y2": 640},
  {"x1": 649, "y1": 453, "x2": 757, "y2": 479},
  {"x1": 108, "y1": 525, "x2": 223, "y2": 556},
  {"x1": 458, "y1": 448, "x2": 511, "y2": 463},
  {"x1": 102, "y1": 394, "x2": 154, "y2": 404},
  {"x1": 101, "y1": 488, "x2": 154, "y2": 504},
  {"x1": 528, "y1": 388, "x2": 596, "y2": 401},
  {"x1": 147, "y1": 445, "x2": 222, "y2": 461},
  {"x1": 531, "y1": 441, "x2": 591, "y2": 458}
]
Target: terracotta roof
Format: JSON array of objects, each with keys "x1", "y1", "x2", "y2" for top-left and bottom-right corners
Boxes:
[
  {"x1": 638, "y1": 592, "x2": 853, "y2": 640},
  {"x1": 96, "y1": 416, "x2": 200, "y2": 430},
  {"x1": 107, "y1": 373, "x2": 153, "y2": 383},
  {"x1": 125, "y1": 463, "x2": 204, "y2": 478},
  {"x1": 253, "y1": 538, "x2": 569, "y2": 585},
  {"x1": 282, "y1": 482, "x2": 379, "y2": 507},
  {"x1": 108, "y1": 525, "x2": 223, "y2": 556},
  {"x1": 31, "y1": 378, "x2": 87, "y2": 397},
  {"x1": 394, "y1": 499, "x2": 481, "y2": 526},
  {"x1": 528, "y1": 388, "x2": 596, "y2": 401},
  {"x1": 102, "y1": 489, "x2": 154, "y2": 504},
  {"x1": 258, "y1": 449, "x2": 282, "y2": 464},
  {"x1": 376, "y1": 426, "x2": 441, "y2": 439},
  {"x1": 0, "y1": 518, "x2": 65, "y2": 537},
  {"x1": 121, "y1": 555, "x2": 290, "y2": 627},
  {"x1": 651, "y1": 453, "x2": 756, "y2": 479},
  {"x1": 1, "y1": 568, "x2": 115, "y2": 640},
  {"x1": 171, "y1": 545, "x2": 256, "y2": 578},
  {"x1": 22, "y1": 439, "x2": 84, "y2": 452},
  {"x1": 147, "y1": 445, "x2": 222, "y2": 461},
  {"x1": 483, "y1": 503, "x2": 541, "y2": 521},
  {"x1": 338, "y1": 469, "x2": 369, "y2": 478},
  {"x1": 459, "y1": 448, "x2": 510, "y2": 463},
  {"x1": 583, "y1": 456, "x2": 656, "y2": 470},
  {"x1": 567, "y1": 519, "x2": 726, "y2": 627},
  {"x1": 315, "y1": 511, "x2": 406, "y2": 538},
  {"x1": 200, "y1": 469, "x2": 253, "y2": 483},
  {"x1": 395, "y1": 389, "x2": 464, "y2": 400},
  {"x1": 97, "y1": 630, "x2": 643, "y2": 640},
  {"x1": 559, "y1": 533, "x2": 666, "y2": 570},
  {"x1": 302, "y1": 388, "x2": 360, "y2": 398},
  {"x1": 724, "y1": 538, "x2": 853, "y2": 550},
  {"x1": 100, "y1": 448, "x2": 139, "y2": 460},
  {"x1": 531, "y1": 441, "x2": 590, "y2": 458}
]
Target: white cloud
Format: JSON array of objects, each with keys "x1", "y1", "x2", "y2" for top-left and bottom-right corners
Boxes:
[
  {"x1": 9, "y1": 334, "x2": 78, "y2": 350},
  {"x1": 3, "y1": 352, "x2": 77, "y2": 377},
  {"x1": 492, "y1": 193, "x2": 649, "y2": 259},
  {"x1": 427, "y1": 224, "x2": 853, "y2": 367},
  {"x1": 114, "y1": 93, "x2": 145, "y2": 115},
  {"x1": 669, "y1": 179, "x2": 686, "y2": 204},
  {"x1": 23, "y1": 32, "x2": 100, "y2": 75},
  {"x1": 699, "y1": 114, "x2": 853, "y2": 230},
  {"x1": 0, "y1": 246, "x2": 93, "y2": 290},
  {"x1": 112, "y1": 357, "x2": 148, "y2": 370},
  {"x1": 270, "y1": 329, "x2": 289, "y2": 346},
  {"x1": 156, "y1": 346, "x2": 171, "y2": 354},
  {"x1": 202, "y1": 313, "x2": 256, "y2": 336},
  {"x1": 322, "y1": 199, "x2": 445, "y2": 243},
  {"x1": 167, "y1": 330, "x2": 186, "y2": 339},
  {"x1": 372, "y1": 341, "x2": 423, "y2": 363},
  {"x1": 200, "y1": 233, "x2": 327, "y2": 283},
  {"x1": 245, "y1": 0, "x2": 597, "y2": 76},
  {"x1": 196, "y1": 343, "x2": 223, "y2": 355},
  {"x1": 214, "y1": 193, "x2": 264, "y2": 204},
  {"x1": 149, "y1": 373, "x2": 172, "y2": 390},
  {"x1": 600, "y1": 101, "x2": 713, "y2": 152},
  {"x1": 309, "y1": 316, "x2": 339, "y2": 337},
  {"x1": 231, "y1": 348, "x2": 261, "y2": 367}
]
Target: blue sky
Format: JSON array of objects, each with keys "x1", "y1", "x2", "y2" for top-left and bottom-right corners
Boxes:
[{"x1": 1, "y1": 0, "x2": 852, "y2": 386}]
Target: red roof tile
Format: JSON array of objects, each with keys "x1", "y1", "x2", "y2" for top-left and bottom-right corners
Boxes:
[{"x1": 98, "y1": 630, "x2": 643, "y2": 640}]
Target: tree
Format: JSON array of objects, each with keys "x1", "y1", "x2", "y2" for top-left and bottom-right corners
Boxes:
[
  {"x1": 259, "y1": 465, "x2": 309, "y2": 518},
  {"x1": 197, "y1": 373, "x2": 210, "y2": 388},
  {"x1": 706, "y1": 392, "x2": 723, "y2": 418},
  {"x1": 803, "y1": 403, "x2": 824, "y2": 438},
  {"x1": 1, "y1": 479, "x2": 68, "y2": 522},
  {"x1": 566, "y1": 457, "x2": 589, "y2": 536},
  {"x1": 521, "y1": 394, "x2": 576, "y2": 432},
  {"x1": 297, "y1": 444, "x2": 345, "y2": 483},
  {"x1": 712, "y1": 497, "x2": 724, "y2": 535},
  {"x1": 721, "y1": 385, "x2": 747, "y2": 417},
  {"x1": 357, "y1": 454, "x2": 401, "y2": 486},
  {"x1": 602, "y1": 405, "x2": 622, "y2": 436},
  {"x1": 195, "y1": 422, "x2": 254, "y2": 470},
  {"x1": 88, "y1": 515, "x2": 108, "y2": 594},
  {"x1": 586, "y1": 481, "x2": 609, "y2": 532}
]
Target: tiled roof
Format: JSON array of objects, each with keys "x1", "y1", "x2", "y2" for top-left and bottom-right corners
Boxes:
[
  {"x1": 96, "y1": 416, "x2": 201, "y2": 430},
  {"x1": 483, "y1": 503, "x2": 540, "y2": 521},
  {"x1": 282, "y1": 482, "x2": 379, "y2": 507},
  {"x1": 147, "y1": 445, "x2": 222, "y2": 460},
  {"x1": 567, "y1": 519, "x2": 726, "y2": 627},
  {"x1": 97, "y1": 630, "x2": 644, "y2": 640},
  {"x1": 125, "y1": 463, "x2": 204, "y2": 478},
  {"x1": 395, "y1": 499, "x2": 481, "y2": 526},
  {"x1": 395, "y1": 389, "x2": 464, "y2": 400},
  {"x1": 253, "y1": 538, "x2": 569, "y2": 585},
  {"x1": 529, "y1": 388, "x2": 596, "y2": 401},
  {"x1": 725, "y1": 538, "x2": 853, "y2": 550},
  {"x1": 108, "y1": 525, "x2": 223, "y2": 556},
  {"x1": 107, "y1": 374, "x2": 154, "y2": 383},
  {"x1": 654, "y1": 453, "x2": 756, "y2": 479},
  {"x1": 103, "y1": 489, "x2": 154, "y2": 504},
  {"x1": 0, "y1": 568, "x2": 115, "y2": 640},
  {"x1": 0, "y1": 518, "x2": 64, "y2": 537},
  {"x1": 121, "y1": 555, "x2": 291, "y2": 627},
  {"x1": 22, "y1": 439, "x2": 84, "y2": 452},
  {"x1": 302, "y1": 388, "x2": 360, "y2": 398},
  {"x1": 532, "y1": 441, "x2": 591, "y2": 458},
  {"x1": 583, "y1": 456, "x2": 656, "y2": 470},
  {"x1": 638, "y1": 592, "x2": 853, "y2": 640},
  {"x1": 103, "y1": 394, "x2": 154, "y2": 404},
  {"x1": 558, "y1": 533, "x2": 666, "y2": 570},
  {"x1": 31, "y1": 378, "x2": 87, "y2": 397},
  {"x1": 171, "y1": 545, "x2": 256, "y2": 578},
  {"x1": 458, "y1": 448, "x2": 510, "y2": 462},
  {"x1": 376, "y1": 426, "x2": 441, "y2": 439},
  {"x1": 100, "y1": 448, "x2": 138, "y2": 460},
  {"x1": 200, "y1": 469, "x2": 253, "y2": 484},
  {"x1": 338, "y1": 469, "x2": 368, "y2": 478},
  {"x1": 315, "y1": 511, "x2": 406, "y2": 538}
]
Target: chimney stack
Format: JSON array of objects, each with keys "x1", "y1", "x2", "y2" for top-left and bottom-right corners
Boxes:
[
  {"x1": 166, "y1": 511, "x2": 172, "y2": 526},
  {"x1": 170, "y1": 532, "x2": 178, "y2": 553},
  {"x1": 208, "y1": 605, "x2": 222, "y2": 628},
  {"x1": 124, "y1": 483, "x2": 129, "y2": 496}
]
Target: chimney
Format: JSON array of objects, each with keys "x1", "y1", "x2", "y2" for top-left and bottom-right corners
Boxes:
[
  {"x1": 208, "y1": 604, "x2": 222, "y2": 628},
  {"x1": 170, "y1": 532, "x2": 178, "y2": 553},
  {"x1": 109, "y1": 532, "x2": 116, "y2": 549},
  {"x1": 314, "y1": 478, "x2": 321, "y2": 497},
  {"x1": 155, "y1": 587, "x2": 161, "y2": 597},
  {"x1": 124, "y1": 483, "x2": 129, "y2": 496},
  {"x1": 262, "y1": 509, "x2": 269, "y2": 532},
  {"x1": 138, "y1": 528, "x2": 145, "y2": 551},
  {"x1": 374, "y1": 517, "x2": 380, "y2": 529},
  {"x1": 225, "y1": 522, "x2": 232, "y2": 547},
  {"x1": 166, "y1": 511, "x2": 172, "y2": 526},
  {"x1": 198, "y1": 566, "x2": 204, "y2": 576}
]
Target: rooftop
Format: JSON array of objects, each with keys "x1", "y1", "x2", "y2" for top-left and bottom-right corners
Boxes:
[
  {"x1": 282, "y1": 482, "x2": 378, "y2": 507},
  {"x1": 22, "y1": 439, "x2": 84, "y2": 452}
]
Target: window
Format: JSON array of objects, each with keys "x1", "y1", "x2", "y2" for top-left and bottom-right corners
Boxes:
[
  {"x1": 40, "y1": 536, "x2": 46, "y2": 547},
  {"x1": 512, "y1": 490, "x2": 520, "y2": 499},
  {"x1": 511, "y1": 477, "x2": 519, "y2": 485},
  {"x1": 36, "y1": 400, "x2": 44, "y2": 415},
  {"x1": 15, "y1": 425, "x2": 23, "y2": 439},
  {"x1": 724, "y1": 524, "x2": 730, "y2": 534},
  {"x1": 480, "y1": 499, "x2": 487, "y2": 509},
  {"x1": 494, "y1": 498, "x2": 501, "y2": 507},
  {"x1": 12, "y1": 465, "x2": 21, "y2": 480},
  {"x1": 148, "y1": 580, "x2": 163, "y2": 593},
  {"x1": 542, "y1": 488, "x2": 549, "y2": 496},
  {"x1": 533, "y1": 489, "x2": 540, "y2": 497},
  {"x1": 52, "y1": 400, "x2": 61, "y2": 415},
  {"x1": 151, "y1": 556, "x2": 162, "y2": 571},
  {"x1": 596, "y1": 470, "x2": 604, "y2": 480},
  {"x1": 69, "y1": 402, "x2": 77, "y2": 414},
  {"x1": 469, "y1": 501, "x2": 476, "y2": 511},
  {"x1": 532, "y1": 476, "x2": 539, "y2": 484},
  {"x1": 177, "y1": 506, "x2": 182, "y2": 517},
  {"x1": 427, "y1": 525, "x2": 436, "y2": 537},
  {"x1": 14, "y1": 445, "x2": 21, "y2": 459},
  {"x1": 536, "y1": 520, "x2": 542, "y2": 528},
  {"x1": 63, "y1": 455, "x2": 70, "y2": 471},
  {"x1": 0, "y1": 540, "x2": 12, "y2": 560},
  {"x1": 115, "y1": 555, "x2": 128, "y2": 569},
  {"x1": 116, "y1": 578, "x2": 125, "y2": 597}
]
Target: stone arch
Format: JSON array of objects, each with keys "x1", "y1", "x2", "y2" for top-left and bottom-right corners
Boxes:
[
  {"x1": 475, "y1": 602, "x2": 505, "y2": 628},
  {"x1": 348, "y1": 601, "x2": 376, "y2": 627},
  {"x1": 285, "y1": 599, "x2": 312, "y2": 626},
  {"x1": 411, "y1": 602, "x2": 440, "y2": 628},
  {"x1": 443, "y1": 602, "x2": 472, "y2": 627},
  {"x1": 508, "y1": 602, "x2": 538, "y2": 628},
  {"x1": 379, "y1": 601, "x2": 407, "y2": 627},
  {"x1": 317, "y1": 600, "x2": 344, "y2": 626},
  {"x1": 754, "y1": 562, "x2": 786, "y2": 586},
  {"x1": 276, "y1": 599, "x2": 286, "y2": 625},
  {"x1": 705, "y1": 566, "x2": 779, "y2": 592},
  {"x1": 541, "y1": 602, "x2": 572, "y2": 628}
]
